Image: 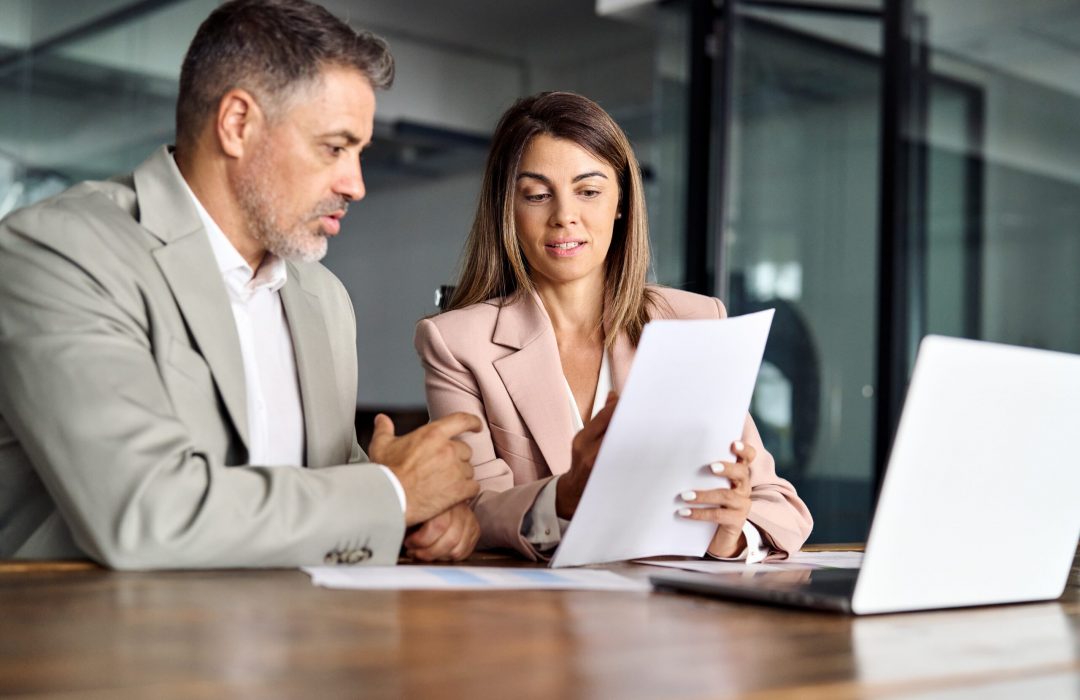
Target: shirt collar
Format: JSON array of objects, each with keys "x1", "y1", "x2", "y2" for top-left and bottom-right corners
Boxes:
[{"x1": 171, "y1": 155, "x2": 288, "y2": 296}]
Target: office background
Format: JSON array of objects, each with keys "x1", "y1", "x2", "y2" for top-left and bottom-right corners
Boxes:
[{"x1": 1, "y1": 0, "x2": 1077, "y2": 543}]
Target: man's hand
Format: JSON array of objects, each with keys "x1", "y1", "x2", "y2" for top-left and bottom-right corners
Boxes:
[
  {"x1": 555, "y1": 392, "x2": 617, "y2": 519},
  {"x1": 403, "y1": 503, "x2": 480, "y2": 562},
  {"x1": 369, "y1": 412, "x2": 482, "y2": 527},
  {"x1": 676, "y1": 440, "x2": 755, "y2": 558}
]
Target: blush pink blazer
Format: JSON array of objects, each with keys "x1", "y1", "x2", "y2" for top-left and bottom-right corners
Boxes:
[{"x1": 414, "y1": 285, "x2": 813, "y2": 560}]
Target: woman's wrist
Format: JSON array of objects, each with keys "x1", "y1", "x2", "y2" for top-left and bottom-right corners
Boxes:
[
  {"x1": 707, "y1": 529, "x2": 748, "y2": 559},
  {"x1": 555, "y1": 474, "x2": 579, "y2": 520}
]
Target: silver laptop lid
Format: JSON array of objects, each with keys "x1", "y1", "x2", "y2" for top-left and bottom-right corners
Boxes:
[{"x1": 853, "y1": 336, "x2": 1080, "y2": 614}]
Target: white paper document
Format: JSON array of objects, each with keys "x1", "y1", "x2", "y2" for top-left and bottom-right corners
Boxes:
[
  {"x1": 550, "y1": 310, "x2": 774, "y2": 568},
  {"x1": 636, "y1": 551, "x2": 864, "y2": 575},
  {"x1": 303, "y1": 566, "x2": 649, "y2": 592}
]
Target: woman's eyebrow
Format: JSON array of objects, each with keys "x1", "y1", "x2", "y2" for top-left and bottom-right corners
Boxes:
[
  {"x1": 516, "y1": 171, "x2": 609, "y2": 184},
  {"x1": 517, "y1": 171, "x2": 550, "y2": 184}
]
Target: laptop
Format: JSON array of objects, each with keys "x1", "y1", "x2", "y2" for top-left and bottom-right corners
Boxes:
[{"x1": 650, "y1": 335, "x2": 1080, "y2": 614}]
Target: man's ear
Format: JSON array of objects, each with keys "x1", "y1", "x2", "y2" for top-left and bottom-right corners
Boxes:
[{"x1": 216, "y1": 88, "x2": 263, "y2": 159}]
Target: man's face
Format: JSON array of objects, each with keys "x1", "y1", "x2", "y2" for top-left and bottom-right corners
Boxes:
[{"x1": 236, "y1": 66, "x2": 375, "y2": 263}]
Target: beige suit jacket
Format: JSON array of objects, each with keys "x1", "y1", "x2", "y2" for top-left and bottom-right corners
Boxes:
[
  {"x1": 0, "y1": 146, "x2": 404, "y2": 569},
  {"x1": 415, "y1": 286, "x2": 813, "y2": 560}
]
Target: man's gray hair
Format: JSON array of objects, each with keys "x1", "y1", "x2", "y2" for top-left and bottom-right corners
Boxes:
[{"x1": 175, "y1": 0, "x2": 393, "y2": 148}]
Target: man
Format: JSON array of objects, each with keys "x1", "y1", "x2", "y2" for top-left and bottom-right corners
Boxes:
[{"x1": 0, "y1": 0, "x2": 483, "y2": 568}]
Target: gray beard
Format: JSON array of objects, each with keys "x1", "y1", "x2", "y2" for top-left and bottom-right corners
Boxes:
[{"x1": 235, "y1": 155, "x2": 346, "y2": 264}]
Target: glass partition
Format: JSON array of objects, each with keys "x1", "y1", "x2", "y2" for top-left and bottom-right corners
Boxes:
[
  {"x1": 915, "y1": 0, "x2": 1080, "y2": 356},
  {"x1": 713, "y1": 0, "x2": 1079, "y2": 542},
  {"x1": 721, "y1": 3, "x2": 884, "y2": 542},
  {"x1": 0, "y1": 0, "x2": 212, "y2": 218}
]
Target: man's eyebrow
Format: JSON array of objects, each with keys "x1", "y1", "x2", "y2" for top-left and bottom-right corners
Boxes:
[{"x1": 319, "y1": 130, "x2": 362, "y2": 145}]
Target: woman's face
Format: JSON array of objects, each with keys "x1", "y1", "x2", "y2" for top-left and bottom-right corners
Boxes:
[{"x1": 513, "y1": 134, "x2": 620, "y2": 291}]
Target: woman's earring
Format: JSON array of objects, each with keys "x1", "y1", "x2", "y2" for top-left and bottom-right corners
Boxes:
[{"x1": 616, "y1": 211, "x2": 623, "y2": 219}]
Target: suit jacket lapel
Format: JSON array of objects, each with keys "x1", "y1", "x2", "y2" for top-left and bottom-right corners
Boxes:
[
  {"x1": 280, "y1": 267, "x2": 340, "y2": 468},
  {"x1": 136, "y1": 147, "x2": 250, "y2": 451},
  {"x1": 491, "y1": 293, "x2": 575, "y2": 476}
]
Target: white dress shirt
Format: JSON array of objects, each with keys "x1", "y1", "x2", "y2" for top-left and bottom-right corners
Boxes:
[
  {"x1": 522, "y1": 352, "x2": 768, "y2": 562},
  {"x1": 199, "y1": 205, "x2": 304, "y2": 466},
  {"x1": 174, "y1": 161, "x2": 405, "y2": 508}
]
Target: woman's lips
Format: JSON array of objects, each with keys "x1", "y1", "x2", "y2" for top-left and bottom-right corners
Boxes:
[{"x1": 545, "y1": 240, "x2": 587, "y2": 257}]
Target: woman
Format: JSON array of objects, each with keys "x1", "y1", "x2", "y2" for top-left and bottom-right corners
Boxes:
[{"x1": 414, "y1": 92, "x2": 812, "y2": 562}]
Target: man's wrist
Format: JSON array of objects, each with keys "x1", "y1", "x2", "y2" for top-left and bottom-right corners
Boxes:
[{"x1": 376, "y1": 465, "x2": 407, "y2": 515}]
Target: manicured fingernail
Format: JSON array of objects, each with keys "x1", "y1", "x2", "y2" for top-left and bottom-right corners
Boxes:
[
  {"x1": 734, "y1": 441, "x2": 745, "y2": 452},
  {"x1": 677, "y1": 508, "x2": 693, "y2": 517},
  {"x1": 681, "y1": 490, "x2": 697, "y2": 502},
  {"x1": 710, "y1": 462, "x2": 725, "y2": 475}
]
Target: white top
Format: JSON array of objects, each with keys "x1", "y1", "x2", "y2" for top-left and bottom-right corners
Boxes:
[
  {"x1": 566, "y1": 351, "x2": 614, "y2": 433},
  {"x1": 522, "y1": 350, "x2": 767, "y2": 562},
  {"x1": 173, "y1": 160, "x2": 405, "y2": 507}
]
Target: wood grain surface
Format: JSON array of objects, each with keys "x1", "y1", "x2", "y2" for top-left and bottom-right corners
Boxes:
[{"x1": 0, "y1": 547, "x2": 1077, "y2": 699}]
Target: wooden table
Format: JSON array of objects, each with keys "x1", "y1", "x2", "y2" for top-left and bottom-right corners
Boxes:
[{"x1": 1, "y1": 549, "x2": 1077, "y2": 699}]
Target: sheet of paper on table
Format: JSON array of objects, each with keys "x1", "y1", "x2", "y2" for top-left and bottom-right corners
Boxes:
[
  {"x1": 303, "y1": 566, "x2": 649, "y2": 591},
  {"x1": 635, "y1": 551, "x2": 864, "y2": 574},
  {"x1": 550, "y1": 310, "x2": 775, "y2": 568}
]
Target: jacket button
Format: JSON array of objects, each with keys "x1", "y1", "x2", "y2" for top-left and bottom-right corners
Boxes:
[
  {"x1": 345, "y1": 550, "x2": 363, "y2": 564},
  {"x1": 324, "y1": 551, "x2": 340, "y2": 565}
]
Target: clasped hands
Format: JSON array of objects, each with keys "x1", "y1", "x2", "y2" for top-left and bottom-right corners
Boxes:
[{"x1": 368, "y1": 412, "x2": 483, "y2": 562}]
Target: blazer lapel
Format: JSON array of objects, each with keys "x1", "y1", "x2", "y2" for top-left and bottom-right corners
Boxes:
[
  {"x1": 491, "y1": 294, "x2": 575, "y2": 476},
  {"x1": 280, "y1": 267, "x2": 340, "y2": 468},
  {"x1": 136, "y1": 147, "x2": 250, "y2": 451}
]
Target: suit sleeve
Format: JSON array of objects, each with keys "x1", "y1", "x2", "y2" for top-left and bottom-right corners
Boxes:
[
  {"x1": 715, "y1": 297, "x2": 814, "y2": 557},
  {"x1": 414, "y1": 317, "x2": 552, "y2": 561},
  {"x1": 0, "y1": 212, "x2": 404, "y2": 569}
]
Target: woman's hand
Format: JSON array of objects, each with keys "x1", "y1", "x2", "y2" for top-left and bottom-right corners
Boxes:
[
  {"x1": 555, "y1": 393, "x2": 618, "y2": 519},
  {"x1": 676, "y1": 440, "x2": 755, "y2": 558}
]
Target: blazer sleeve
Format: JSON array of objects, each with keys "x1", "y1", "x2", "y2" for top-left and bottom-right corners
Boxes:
[
  {"x1": 0, "y1": 211, "x2": 404, "y2": 569},
  {"x1": 714, "y1": 295, "x2": 814, "y2": 557},
  {"x1": 414, "y1": 317, "x2": 553, "y2": 560},
  {"x1": 741, "y1": 415, "x2": 814, "y2": 558}
]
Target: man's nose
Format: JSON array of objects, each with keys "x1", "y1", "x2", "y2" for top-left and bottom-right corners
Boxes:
[{"x1": 336, "y1": 158, "x2": 365, "y2": 202}]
